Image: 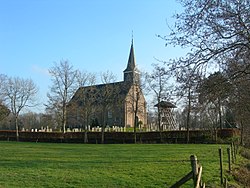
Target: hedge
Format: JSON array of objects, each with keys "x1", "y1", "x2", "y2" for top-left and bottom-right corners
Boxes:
[{"x1": 0, "y1": 128, "x2": 240, "y2": 144}]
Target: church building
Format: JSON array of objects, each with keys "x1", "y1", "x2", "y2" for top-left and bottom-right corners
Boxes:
[{"x1": 67, "y1": 41, "x2": 147, "y2": 129}]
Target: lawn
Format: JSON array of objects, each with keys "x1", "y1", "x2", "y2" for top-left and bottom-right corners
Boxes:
[{"x1": 0, "y1": 142, "x2": 234, "y2": 187}]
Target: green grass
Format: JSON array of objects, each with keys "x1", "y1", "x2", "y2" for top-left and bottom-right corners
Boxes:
[{"x1": 0, "y1": 142, "x2": 236, "y2": 187}]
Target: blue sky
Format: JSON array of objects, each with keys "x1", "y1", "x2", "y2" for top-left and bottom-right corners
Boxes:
[{"x1": 0, "y1": 0, "x2": 185, "y2": 112}]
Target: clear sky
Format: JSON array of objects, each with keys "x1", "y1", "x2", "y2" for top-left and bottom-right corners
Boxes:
[{"x1": 0, "y1": 0, "x2": 184, "y2": 112}]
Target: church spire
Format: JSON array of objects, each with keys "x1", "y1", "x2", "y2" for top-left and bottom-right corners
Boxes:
[
  {"x1": 123, "y1": 39, "x2": 139, "y2": 84},
  {"x1": 124, "y1": 39, "x2": 136, "y2": 72}
]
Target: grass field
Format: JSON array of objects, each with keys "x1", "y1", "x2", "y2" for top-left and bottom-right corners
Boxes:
[{"x1": 0, "y1": 142, "x2": 237, "y2": 187}]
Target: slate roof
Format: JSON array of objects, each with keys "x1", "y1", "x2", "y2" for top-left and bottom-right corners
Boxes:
[{"x1": 70, "y1": 81, "x2": 131, "y2": 106}]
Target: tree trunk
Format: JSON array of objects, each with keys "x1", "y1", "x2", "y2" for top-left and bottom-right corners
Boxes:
[
  {"x1": 63, "y1": 104, "x2": 67, "y2": 133},
  {"x1": 157, "y1": 105, "x2": 161, "y2": 131},
  {"x1": 15, "y1": 115, "x2": 19, "y2": 142},
  {"x1": 101, "y1": 108, "x2": 105, "y2": 144},
  {"x1": 101, "y1": 124, "x2": 105, "y2": 144},
  {"x1": 240, "y1": 120, "x2": 244, "y2": 146},
  {"x1": 215, "y1": 127, "x2": 218, "y2": 143},
  {"x1": 186, "y1": 89, "x2": 191, "y2": 144},
  {"x1": 134, "y1": 114, "x2": 137, "y2": 144},
  {"x1": 157, "y1": 102, "x2": 163, "y2": 143},
  {"x1": 84, "y1": 129, "x2": 88, "y2": 144},
  {"x1": 133, "y1": 89, "x2": 140, "y2": 144},
  {"x1": 186, "y1": 114, "x2": 190, "y2": 144},
  {"x1": 218, "y1": 99, "x2": 222, "y2": 138},
  {"x1": 84, "y1": 114, "x2": 89, "y2": 144}
]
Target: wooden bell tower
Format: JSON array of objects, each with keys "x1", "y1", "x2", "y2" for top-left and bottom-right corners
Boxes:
[{"x1": 154, "y1": 101, "x2": 177, "y2": 130}]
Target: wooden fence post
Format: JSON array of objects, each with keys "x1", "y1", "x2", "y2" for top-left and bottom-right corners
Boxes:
[
  {"x1": 231, "y1": 143, "x2": 234, "y2": 164},
  {"x1": 219, "y1": 147, "x2": 223, "y2": 185},
  {"x1": 224, "y1": 177, "x2": 228, "y2": 188},
  {"x1": 227, "y1": 147, "x2": 231, "y2": 173},
  {"x1": 233, "y1": 142, "x2": 237, "y2": 162},
  {"x1": 170, "y1": 155, "x2": 205, "y2": 188},
  {"x1": 190, "y1": 155, "x2": 198, "y2": 187},
  {"x1": 196, "y1": 166, "x2": 202, "y2": 188}
]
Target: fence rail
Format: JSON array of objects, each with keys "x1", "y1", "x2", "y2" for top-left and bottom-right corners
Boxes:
[
  {"x1": 170, "y1": 142, "x2": 239, "y2": 188},
  {"x1": 170, "y1": 155, "x2": 205, "y2": 188}
]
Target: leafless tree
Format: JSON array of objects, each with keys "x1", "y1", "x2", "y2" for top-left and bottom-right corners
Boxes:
[
  {"x1": 98, "y1": 71, "x2": 118, "y2": 144},
  {"x1": 46, "y1": 60, "x2": 78, "y2": 133},
  {"x1": 162, "y1": 0, "x2": 250, "y2": 74},
  {"x1": 145, "y1": 63, "x2": 173, "y2": 142},
  {"x1": 76, "y1": 70, "x2": 96, "y2": 87},
  {"x1": 175, "y1": 66, "x2": 201, "y2": 143},
  {"x1": 19, "y1": 112, "x2": 41, "y2": 130},
  {"x1": 0, "y1": 74, "x2": 10, "y2": 122},
  {"x1": 0, "y1": 74, "x2": 8, "y2": 104},
  {"x1": 145, "y1": 64, "x2": 173, "y2": 128},
  {"x1": 162, "y1": 0, "x2": 250, "y2": 145},
  {"x1": 1, "y1": 76, "x2": 38, "y2": 140},
  {"x1": 198, "y1": 72, "x2": 231, "y2": 131},
  {"x1": 0, "y1": 74, "x2": 7, "y2": 92},
  {"x1": 226, "y1": 60, "x2": 250, "y2": 146},
  {"x1": 124, "y1": 73, "x2": 147, "y2": 143},
  {"x1": 0, "y1": 103, "x2": 10, "y2": 122},
  {"x1": 74, "y1": 70, "x2": 97, "y2": 143},
  {"x1": 100, "y1": 70, "x2": 117, "y2": 84}
]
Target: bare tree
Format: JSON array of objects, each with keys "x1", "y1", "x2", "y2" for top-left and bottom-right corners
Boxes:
[
  {"x1": 175, "y1": 66, "x2": 201, "y2": 143},
  {"x1": 75, "y1": 70, "x2": 97, "y2": 143},
  {"x1": 46, "y1": 60, "x2": 78, "y2": 133},
  {"x1": 145, "y1": 64, "x2": 173, "y2": 127},
  {"x1": 162, "y1": 0, "x2": 250, "y2": 74},
  {"x1": 124, "y1": 74, "x2": 147, "y2": 143},
  {"x1": 76, "y1": 70, "x2": 96, "y2": 87},
  {"x1": 0, "y1": 74, "x2": 8, "y2": 103},
  {"x1": 145, "y1": 63, "x2": 173, "y2": 142},
  {"x1": 98, "y1": 71, "x2": 118, "y2": 144},
  {"x1": 1, "y1": 77, "x2": 38, "y2": 140},
  {"x1": 0, "y1": 74, "x2": 7, "y2": 92},
  {"x1": 198, "y1": 72, "x2": 231, "y2": 131},
  {"x1": 163, "y1": 0, "x2": 250, "y2": 145},
  {"x1": 19, "y1": 112, "x2": 41, "y2": 130},
  {"x1": 100, "y1": 70, "x2": 117, "y2": 84},
  {"x1": 0, "y1": 74, "x2": 10, "y2": 122},
  {"x1": 226, "y1": 61, "x2": 250, "y2": 146},
  {"x1": 0, "y1": 103, "x2": 10, "y2": 122}
]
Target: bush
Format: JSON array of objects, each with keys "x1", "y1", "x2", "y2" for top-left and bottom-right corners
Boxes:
[
  {"x1": 239, "y1": 148, "x2": 250, "y2": 160},
  {"x1": 233, "y1": 167, "x2": 250, "y2": 187},
  {"x1": 0, "y1": 129, "x2": 241, "y2": 144}
]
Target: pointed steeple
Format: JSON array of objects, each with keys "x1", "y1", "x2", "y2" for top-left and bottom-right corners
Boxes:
[
  {"x1": 124, "y1": 39, "x2": 136, "y2": 72},
  {"x1": 123, "y1": 39, "x2": 139, "y2": 84}
]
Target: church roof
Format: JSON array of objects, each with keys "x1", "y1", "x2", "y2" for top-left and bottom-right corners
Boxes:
[
  {"x1": 124, "y1": 40, "x2": 136, "y2": 73},
  {"x1": 70, "y1": 81, "x2": 131, "y2": 106},
  {"x1": 70, "y1": 39, "x2": 141, "y2": 107}
]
